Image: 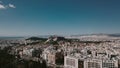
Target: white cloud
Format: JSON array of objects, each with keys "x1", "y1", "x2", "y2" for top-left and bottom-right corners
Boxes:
[
  {"x1": 8, "y1": 4, "x2": 16, "y2": 8},
  {"x1": 0, "y1": 4, "x2": 6, "y2": 9},
  {"x1": 0, "y1": 1, "x2": 16, "y2": 10}
]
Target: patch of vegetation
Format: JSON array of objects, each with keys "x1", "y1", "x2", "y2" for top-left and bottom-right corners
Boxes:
[
  {"x1": 0, "y1": 47, "x2": 47, "y2": 68},
  {"x1": 26, "y1": 37, "x2": 47, "y2": 41}
]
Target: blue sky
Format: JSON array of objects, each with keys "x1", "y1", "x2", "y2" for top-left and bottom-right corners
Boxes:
[{"x1": 0, "y1": 0, "x2": 120, "y2": 36}]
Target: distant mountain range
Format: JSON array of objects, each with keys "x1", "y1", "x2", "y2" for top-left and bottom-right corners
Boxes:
[
  {"x1": 70, "y1": 33, "x2": 120, "y2": 37},
  {"x1": 0, "y1": 33, "x2": 120, "y2": 40}
]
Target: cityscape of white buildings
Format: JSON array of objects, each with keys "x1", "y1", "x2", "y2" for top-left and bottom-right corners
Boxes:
[{"x1": 1, "y1": 35, "x2": 120, "y2": 68}]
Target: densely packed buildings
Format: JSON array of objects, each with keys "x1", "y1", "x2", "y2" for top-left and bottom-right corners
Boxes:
[{"x1": 1, "y1": 36, "x2": 120, "y2": 68}]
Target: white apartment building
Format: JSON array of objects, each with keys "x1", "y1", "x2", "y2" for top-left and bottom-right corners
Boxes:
[
  {"x1": 64, "y1": 56, "x2": 79, "y2": 68},
  {"x1": 84, "y1": 59, "x2": 102, "y2": 68},
  {"x1": 102, "y1": 59, "x2": 118, "y2": 68},
  {"x1": 64, "y1": 56, "x2": 119, "y2": 68}
]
